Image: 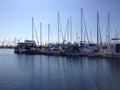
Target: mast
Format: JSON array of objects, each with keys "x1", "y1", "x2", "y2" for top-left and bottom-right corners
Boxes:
[
  {"x1": 58, "y1": 12, "x2": 60, "y2": 45},
  {"x1": 106, "y1": 12, "x2": 110, "y2": 45},
  {"x1": 76, "y1": 30, "x2": 78, "y2": 44},
  {"x1": 97, "y1": 11, "x2": 99, "y2": 46},
  {"x1": 40, "y1": 22, "x2": 42, "y2": 45},
  {"x1": 98, "y1": 12, "x2": 102, "y2": 47},
  {"x1": 70, "y1": 16, "x2": 72, "y2": 43},
  {"x1": 81, "y1": 8, "x2": 83, "y2": 45},
  {"x1": 32, "y1": 17, "x2": 39, "y2": 45},
  {"x1": 84, "y1": 32, "x2": 86, "y2": 42},
  {"x1": 83, "y1": 11, "x2": 89, "y2": 45},
  {"x1": 67, "y1": 18, "x2": 69, "y2": 42},
  {"x1": 90, "y1": 29, "x2": 92, "y2": 43},
  {"x1": 48, "y1": 23, "x2": 50, "y2": 45},
  {"x1": 32, "y1": 17, "x2": 34, "y2": 41}
]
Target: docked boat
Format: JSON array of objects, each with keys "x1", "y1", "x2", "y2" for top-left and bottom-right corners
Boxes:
[
  {"x1": 79, "y1": 42, "x2": 89, "y2": 56},
  {"x1": 14, "y1": 40, "x2": 37, "y2": 54},
  {"x1": 64, "y1": 44, "x2": 80, "y2": 56},
  {"x1": 87, "y1": 48, "x2": 105, "y2": 57},
  {"x1": 14, "y1": 42, "x2": 26, "y2": 54},
  {"x1": 87, "y1": 43, "x2": 106, "y2": 57},
  {"x1": 88, "y1": 12, "x2": 105, "y2": 57},
  {"x1": 105, "y1": 38, "x2": 120, "y2": 58}
]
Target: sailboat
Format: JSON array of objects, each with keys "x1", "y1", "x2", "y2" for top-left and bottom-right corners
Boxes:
[
  {"x1": 88, "y1": 11, "x2": 105, "y2": 57},
  {"x1": 79, "y1": 8, "x2": 90, "y2": 56}
]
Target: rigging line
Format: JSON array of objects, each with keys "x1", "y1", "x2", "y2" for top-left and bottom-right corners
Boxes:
[
  {"x1": 40, "y1": 22, "x2": 42, "y2": 45},
  {"x1": 108, "y1": 12, "x2": 110, "y2": 44},
  {"x1": 58, "y1": 12, "x2": 60, "y2": 44},
  {"x1": 32, "y1": 17, "x2": 34, "y2": 41},
  {"x1": 33, "y1": 18, "x2": 39, "y2": 45},
  {"x1": 63, "y1": 19, "x2": 68, "y2": 41},
  {"x1": 76, "y1": 30, "x2": 79, "y2": 43},
  {"x1": 83, "y1": 13, "x2": 89, "y2": 45},
  {"x1": 81, "y1": 8, "x2": 83, "y2": 44},
  {"x1": 48, "y1": 23, "x2": 50, "y2": 44},
  {"x1": 48, "y1": 24, "x2": 54, "y2": 43},
  {"x1": 67, "y1": 18, "x2": 69, "y2": 42},
  {"x1": 50, "y1": 28, "x2": 54, "y2": 43},
  {"x1": 70, "y1": 16, "x2": 72, "y2": 43},
  {"x1": 59, "y1": 15, "x2": 64, "y2": 41}
]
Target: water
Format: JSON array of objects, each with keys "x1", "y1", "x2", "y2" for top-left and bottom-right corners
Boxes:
[{"x1": 0, "y1": 49, "x2": 120, "y2": 90}]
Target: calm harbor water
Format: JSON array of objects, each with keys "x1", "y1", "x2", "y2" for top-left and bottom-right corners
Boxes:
[{"x1": 0, "y1": 49, "x2": 120, "y2": 90}]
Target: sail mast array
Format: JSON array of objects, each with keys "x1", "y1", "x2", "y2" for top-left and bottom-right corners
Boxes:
[
  {"x1": 1, "y1": 11, "x2": 114, "y2": 49},
  {"x1": 4, "y1": 11, "x2": 120, "y2": 59}
]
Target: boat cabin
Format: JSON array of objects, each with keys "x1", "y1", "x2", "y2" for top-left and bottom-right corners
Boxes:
[{"x1": 108, "y1": 38, "x2": 120, "y2": 54}]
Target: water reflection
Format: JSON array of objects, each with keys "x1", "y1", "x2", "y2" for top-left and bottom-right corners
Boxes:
[
  {"x1": 0, "y1": 49, "x2": 120, "y2": 90},
  {"x1": 14, "y1": 54, "x2": 120, "y2": 90}
]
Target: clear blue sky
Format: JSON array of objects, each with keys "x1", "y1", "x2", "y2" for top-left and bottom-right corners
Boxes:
[{"x1": 0, "y1": 0, "x2": 120, "y2": 44}]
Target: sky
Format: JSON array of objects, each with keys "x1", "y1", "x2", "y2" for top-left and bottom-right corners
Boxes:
[{"x1": 0, "y1": 0, "x2": 120, "y2": 44}]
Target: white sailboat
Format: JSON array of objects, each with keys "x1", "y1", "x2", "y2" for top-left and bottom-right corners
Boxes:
[{"x1": 88, "y1": 11, "x2": 105, "y2": 57}]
